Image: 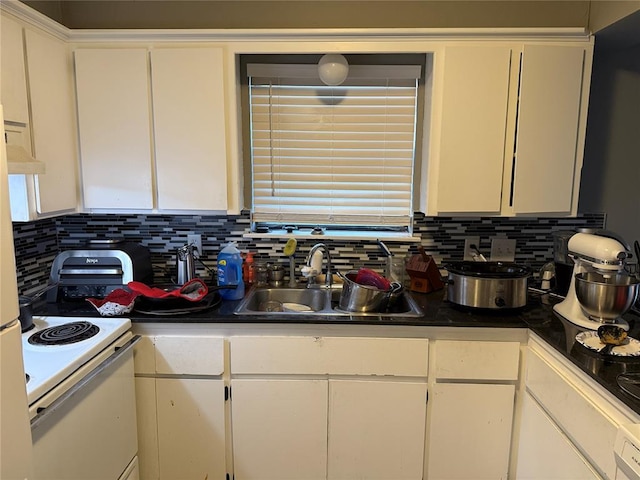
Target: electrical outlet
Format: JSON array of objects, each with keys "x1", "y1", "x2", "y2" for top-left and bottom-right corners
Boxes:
[
  {"x1": 187, "y1": 234, "x2": 203, "y2": 256},
  {"x1": 463, "y1": 236, "x2": 481, "y2": 261},
  {"x1": 490, "y1": 238, "x2": 516, "y2": 262}
]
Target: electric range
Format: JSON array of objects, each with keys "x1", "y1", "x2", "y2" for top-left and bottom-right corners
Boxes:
[{"x1": 22, "y1": 316, "x2": 131, "y2": 406}]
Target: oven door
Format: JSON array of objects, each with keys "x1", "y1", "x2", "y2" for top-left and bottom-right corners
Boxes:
[{"x1": 30, "y1": 333, "x2": 139, "y2": 480}]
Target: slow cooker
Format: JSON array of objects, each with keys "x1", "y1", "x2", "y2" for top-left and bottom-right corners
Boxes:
[{"x1": 445, "y1": 261, "x2": 532, "y2": 310}]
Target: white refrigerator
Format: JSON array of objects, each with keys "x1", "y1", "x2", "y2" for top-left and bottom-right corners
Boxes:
[{"x1": 0, "y1": 105, "x2": 33, "y2": 479}]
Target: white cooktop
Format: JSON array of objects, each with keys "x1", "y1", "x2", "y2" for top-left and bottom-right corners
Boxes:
[{"x1": 22, "y1": 316, "x2": 130, "y2": 405}]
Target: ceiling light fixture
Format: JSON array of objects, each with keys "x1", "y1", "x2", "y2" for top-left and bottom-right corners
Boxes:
[{"x1": 318, "y1": 54, "x2": 349, "y2": 86}]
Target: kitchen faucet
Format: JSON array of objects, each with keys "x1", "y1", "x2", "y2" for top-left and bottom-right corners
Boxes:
[{"x1": 301, "y1": 243, "x2": 333, "y2": 288}]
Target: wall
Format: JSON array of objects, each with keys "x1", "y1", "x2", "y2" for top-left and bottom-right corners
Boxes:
[
  {"x1": 14, "y1": 212, "x2": 605, "y2": 295},
  {"x1": 22, "y1": 1, "x2": 590, "y2": 29},
  {"x1": 589, "y1": 0, "x2": 640, "y2": 32},
  {"x1": 579, "y1": 42, "x2": 640, "y2": 245}
]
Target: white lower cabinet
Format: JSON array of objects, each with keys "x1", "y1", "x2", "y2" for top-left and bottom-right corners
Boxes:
[
  {"x1": 231, "y1": 378, "x2": 428, "y2": 480},
  {"x1": 156, "y1": 378, "x2": 226, "y2": 480},
  {"x1": 426, "y1": 340, "x2": 520, "y2": 480},
  {"x1": 231, "y1": 379, "x2": 329, "y2": 480},
  {"x1": 327, "y1": 379, "x2": 427, "y2": 480},
  {"x1": 516, "y1": 391, "x2": 600, "y2": 479},
  {"x1": 427, "y1": 383, "x2": 515, "y2": 480},
  {"x1": 521, "y1": 334, "x2": 640, "y2": 479},
  {"x1": 133, "y1": 335, "x2": 227, "y2": 480},
  {"x1": 229, "y1": 336, "x2": 429, "y2": 480}
]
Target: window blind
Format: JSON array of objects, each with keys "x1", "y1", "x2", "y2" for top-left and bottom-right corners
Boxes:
[{"x1": 248, "y1": 63, "x2": 421, "y2": 230}]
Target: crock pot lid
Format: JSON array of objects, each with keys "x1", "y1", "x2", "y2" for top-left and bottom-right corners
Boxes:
[{"x1": 445, "y1": 261, "x2": 531, "y2": 278}]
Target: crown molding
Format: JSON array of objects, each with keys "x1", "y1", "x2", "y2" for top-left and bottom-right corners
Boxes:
[
  {"x1": 67, "y1": 27, "x2": 592, "y2": 44},
  {"x1": 0, "y1": 0, "x2": 70, "y2": 40}
]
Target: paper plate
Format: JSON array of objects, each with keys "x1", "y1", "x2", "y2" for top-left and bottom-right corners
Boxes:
[
  {"x1": 282, "y1": 302, "x2": 313, "y2": 312},
  {"x1": 575, "y1": 331, "x2": 640, "y2": 356}
]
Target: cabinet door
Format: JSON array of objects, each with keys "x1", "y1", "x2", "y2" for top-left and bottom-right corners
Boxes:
[
  {"x1": 231, "y1": 379, "x2": 328, "y2": 480},
  {"x1": 134, "y1": 378, "x2": 159, "y2": 480},
  {"x1": 427, "y1": 383, "x2": 515, "y2": 480},
  {"x1": 512, "y1": 45, "x2": 586, "y2": 214},
  {"x1": 156, "y1": 378, "x2": 226, "y2": 480},
  {"x1": 25, "y1": 29, "x2": 78, "y2": 215},
  {"x1": 0, "y1": 15, "x2": 29, "y2": 124},
  {"x1": 327, "y1": 379, "x2": 427, "y2": 480},
  {"x1": 75, "y1": 49, "x2": 153, "y2": 209},
  {"x1": 516, "y1": 392, "x2": 600, "y2": 479},
  {"x1": 434, "y1": 45, "x2": 512, "y2": 214},
  {"x1": 151, "y1": 48, "x2": 228, "y2": 211}
]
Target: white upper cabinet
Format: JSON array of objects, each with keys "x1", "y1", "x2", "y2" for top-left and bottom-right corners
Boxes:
[
  {"x1": 25, "y1": 29, "x2": 79, "y2": 216},
  {"x1": 1, "y1": 15, "x2": 29, "y2": 125},
  {"x1": 1, "y1": 13, "x2": 78, "y2": 221},
  {"x1": 75, "y1": 48, "x2": 154, "y2": 210},
  {"x1": 151, "y1": 48, "x2": 228, "y2": 211},
  {"x1": 74, "y1": 46, "x2": 228, "y2": 212},
  {"x1": 512, "y1": 44, "x2": 586, "y2": 214},
  {"x1": 426, "y1": 41, "x2": 592, "y2": 216},
  {"x1": 433, "y1": 45, "x2": 512, "y2": 214}
]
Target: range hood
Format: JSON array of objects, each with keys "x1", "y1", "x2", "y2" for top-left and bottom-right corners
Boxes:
[
  {"x1": 4, "y1": 121, "x2": 45, "y2": 174},
  {"x1": 6, "y1": 144, "x2": 45, "y2": 174}
]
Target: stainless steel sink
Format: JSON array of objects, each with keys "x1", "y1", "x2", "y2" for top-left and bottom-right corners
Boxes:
[{"x1": 233, "y1": 287, "x2": 424, "y2": 317}]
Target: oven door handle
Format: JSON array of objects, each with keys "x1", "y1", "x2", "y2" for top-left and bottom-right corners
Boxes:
[{"x1": 31, "y1": 334, "x2": 141, "y2": 430}]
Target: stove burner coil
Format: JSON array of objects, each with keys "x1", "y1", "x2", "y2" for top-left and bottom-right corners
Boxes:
[{"x1": 28, "y1": 321, "x2": 100, "y2": 346}]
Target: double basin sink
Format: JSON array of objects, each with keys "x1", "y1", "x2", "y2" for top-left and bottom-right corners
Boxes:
[{"x1": 234, "y1": 286, "x2": 424, "y2": 317}]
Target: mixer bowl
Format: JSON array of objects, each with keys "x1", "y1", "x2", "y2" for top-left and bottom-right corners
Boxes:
[{"x1": 575, "y1": 272, "x2": 640, "y2": 321}]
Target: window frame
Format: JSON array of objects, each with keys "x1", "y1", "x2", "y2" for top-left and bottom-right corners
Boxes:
[{"x1": 240, "y1": 54, "x2": 428, "y2": 238}]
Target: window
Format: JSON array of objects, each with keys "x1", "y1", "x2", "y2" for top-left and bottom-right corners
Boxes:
[{"x1": 247, "y1": 59, "x2": 422, "y2": 235}]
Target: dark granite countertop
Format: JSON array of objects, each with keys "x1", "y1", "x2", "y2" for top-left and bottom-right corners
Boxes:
[{"x1": 33, "y1": 286, "x2": 640, "y2": 416}]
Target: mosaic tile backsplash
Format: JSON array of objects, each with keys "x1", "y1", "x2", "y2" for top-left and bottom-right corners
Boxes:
[{"x1": 13, "y1": 211, "x2": 606, "y2": 294}]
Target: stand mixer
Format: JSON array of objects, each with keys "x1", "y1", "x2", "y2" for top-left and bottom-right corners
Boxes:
[{"x1": 554, "y1": 232, "x2": 639, "y2": 330}]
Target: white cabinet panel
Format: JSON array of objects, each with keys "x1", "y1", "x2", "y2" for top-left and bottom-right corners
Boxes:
[
  {"x1": 0, "y1": 15, "x2": 29, "y2": 124},
  {"x1": 134, "y1": 377, "x2": 160, "y2": 480},
  {"x1": 327, "y1": 379, "x2": 427, "y2": 480},
  {"x1": 75, "y1": 48, "x2": 153, "y2": 209},
  {"x1": 154, "y1": 335, "x2": 224, "y2": 375},
  {"x1": 435, "y1": 45, "x2": 512, "y2": 214},
  {"x1": 25, "y1": 29, "x2": 78, "y2": 215},
  {"x1": 230, "y1": 336, "x2": 429, "y2": 376},
  {"x1": 426, "y1": 42, "x2": 591, "y2": 217},
  {"x1": 434, "y1": 340, "x2": 520, "y2": 380},
  {"x1": 133, "y1": 335, "x2": 227, "y2": 480},
  {"x1": 526, "y1": 347, "x2": 619, "y2": 478},
  {"x1": 427, "y1": 383, "x2": 515, "y2": 480},
  {"x1": 516, "y1": 392, "x2": 600, "y2": 480},
  {"x1": 156, "y1": 378, "x2": 226, "y2": 480},
  {"x1": 151, "y1": 48, "x2": 227, "y2": 211},
  {"x1": 1, "y1": 18, "x2": 78, "y2": 220},
  {"x1": 512, "y1": 45, "x2": 586, "y2": 213},
  {"x1": 231, "y1": 379, "x2": 328, "y2": 480}
]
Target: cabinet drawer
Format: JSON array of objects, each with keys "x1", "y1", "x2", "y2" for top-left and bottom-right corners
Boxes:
[
  {"x1": 230, "y1": 336, "x2": 429, "y2": 377},
  {"x1": 526, "y1": 348, "x2": 617, "y2": 478},
  {"x1": 434, "y1": 340, "x2": 520, "y2": 380},
  {"x1": 134, "y1": 335, "x2": 225, "y2": 375}
]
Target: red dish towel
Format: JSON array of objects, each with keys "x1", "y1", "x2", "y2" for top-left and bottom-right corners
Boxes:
[{"x1": 128, "y1": 278, "x2": 208, "y2": 302}]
